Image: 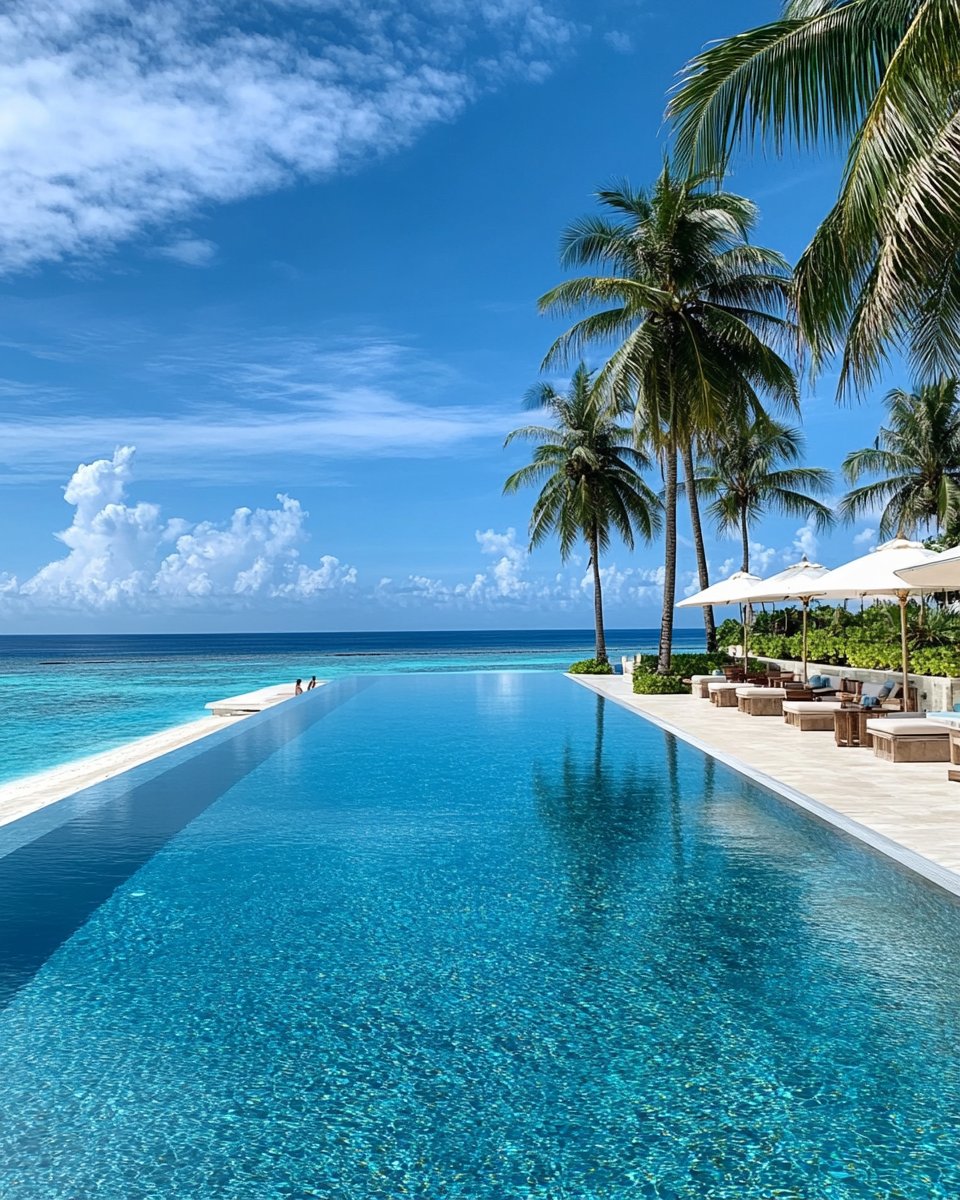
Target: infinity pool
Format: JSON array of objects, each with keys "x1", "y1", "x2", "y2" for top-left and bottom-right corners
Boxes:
[{"x1": 0, "y1": 674, "x2": 958, "y2": 1198}]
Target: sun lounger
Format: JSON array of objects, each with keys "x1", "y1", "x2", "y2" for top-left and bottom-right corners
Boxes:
[
  {"x1": 782, "y1": 700, "x2": 843, "y2": 731},
  {"x1": 690, "y1": 674, "x2": 721, "y2": 699},
  {"x1": 735, "y1": 685, "x2": 787, "y2": 716},
  {"x1": 708, "y1": 681, "x2": 742, "y2": 707},
  {"x1": 866, "y1": 716, "x2": 951, "y2": 763}
]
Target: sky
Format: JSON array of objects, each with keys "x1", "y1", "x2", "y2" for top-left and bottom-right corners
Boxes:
[{"x1": 0, "y1": 0, "x2": 897, "y2": 633}]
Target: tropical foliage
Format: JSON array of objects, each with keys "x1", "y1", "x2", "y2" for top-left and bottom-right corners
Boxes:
[
  {"x1": 668, "y1": 0, "x2": 960, "y2": 394},
  {"x1": 503, "y1": 364, "x2": 662, "y2": 664},
  {"x1": 694, "y1": 416, "x2": 834, "y2": 572},
  {"x1": 840, "y1": 377, "x2": 960, "y2": 538},
  {"x1": 718, "y1": 603, "x2": 960, "y2": 676},
  {"x1": 538, "y1": 164, "x2": 798, "y2": 671}
]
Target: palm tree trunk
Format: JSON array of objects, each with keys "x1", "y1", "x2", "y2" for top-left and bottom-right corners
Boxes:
[
  {"x1": 740, "y1": 505, "x2": 750, "y2": 573},
  {"x1": 589, "y1": 525, "x2": 607, "y2": 663},
  {"x1": 658, "y1": 444, "x2": 678, "y2": 674},
  {"x1": 681, "y1": 440, "x2": 715, "y2": 652}
]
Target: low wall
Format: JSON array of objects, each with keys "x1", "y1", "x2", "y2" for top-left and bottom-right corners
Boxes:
[{"x1": 753, "y1": 655, "x2": 960, "y2": 714}]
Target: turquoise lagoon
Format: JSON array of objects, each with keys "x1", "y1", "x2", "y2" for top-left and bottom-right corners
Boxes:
[
  {"x1": 0, "y1": 630, "x2": 703, "y2": 785},
  {"x1": 0, "y1": 672, "x2": 957, "y2": 1198}
]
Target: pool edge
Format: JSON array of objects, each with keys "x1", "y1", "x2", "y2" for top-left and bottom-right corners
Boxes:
[{"x1": 568, "y1": 673, "x2": 960, "y2": 900}]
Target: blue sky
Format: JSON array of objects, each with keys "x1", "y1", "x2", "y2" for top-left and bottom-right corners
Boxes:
[{"x1": 0, "y1": 0, "x2": 894, "y2": 633}]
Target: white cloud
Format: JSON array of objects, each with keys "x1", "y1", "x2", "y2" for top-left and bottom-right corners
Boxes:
[
  {"x1": 604, "y1": 30, "x2": 633, "y2": 53},
  {"x1": 749, "y1": 541, "x2": 778, "y2": 574},
  {"x1": 0, "y1": 335, "x2": 522, "y2": 476},
  {"x1": 156, "y1": 237, "x2": 217, "y2": 267},
  {"x1": 0, "y1": 0, "x2": 574, "y2": 272},
  {"x1": 853, "y1": 526, "x2": 877, "y2": 548},
  {"x1": 791, "y1": 521, "x2": 820, "y2": 562},
  {"x1": 8, "y1": 447, "x2": 355, "y2": 611}
]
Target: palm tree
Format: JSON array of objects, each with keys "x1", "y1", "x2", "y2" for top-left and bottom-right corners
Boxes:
[
  {"x1": 503, "y1": 365, "x2": 662, "y2": 664},
  {"x1": 538, "y1": 164, "x2": 798, "y2": 672},
  {"x1": 839, "y1": 378, "x2": 960, "y2": 538},
  {"x1": 695, "y1": 417, "x2": 834, "y2": 572},
  {"x1": 668, "y1": 0, "x2": 960, "y2": 394}
]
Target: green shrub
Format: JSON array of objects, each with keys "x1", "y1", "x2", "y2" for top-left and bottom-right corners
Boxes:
[
  {"x1": 633, "y1": 671, "x2": 690, "y2": 694},
  {"x1": 715, "y1": 618, "x2": 743, "y2": 646},
  {"x1": 569, "y1": 658, "x2": 614, "y2": 675}
]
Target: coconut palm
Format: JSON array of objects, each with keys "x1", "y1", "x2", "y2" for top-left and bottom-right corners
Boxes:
[
  {"x1": 695, "y1": 417, "x2": 834, "y2": 572},
  {"x1": 538, "y1": 164, "x2": 799, "y2": 671},
  {"x1": 668, "y1": 0, "x2": 960, "y2": 393},
  {"x1": 839, "y1": 377, "x2": 960, "y2": 538},
  {"x1": 503, "y1": 365, "x2": 662, "y2": 664}
]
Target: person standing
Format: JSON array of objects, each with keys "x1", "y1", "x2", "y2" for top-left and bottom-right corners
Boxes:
[{"x1": 295, "y1": 679, "x2": 303, "y2": 695}]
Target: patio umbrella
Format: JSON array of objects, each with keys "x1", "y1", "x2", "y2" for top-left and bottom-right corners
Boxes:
[
  {"x1": 806, "y1": 538, "x2": 940, "y2": 709},
  {"x1": 893, "y1": 543, "x2": 960, "y2": 589},
  {"x1": 677, "y1": 571, "x2": 763, "y2": 667},
  {"x1": 746, "y1": 557, "x2": 831, "y2": 683}
]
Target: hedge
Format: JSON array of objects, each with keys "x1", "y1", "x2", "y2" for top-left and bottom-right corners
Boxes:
[
  {"x1": 569, "y1": 658, "x2": 614, "y2": 675},
  {"x1": 633, "y1": 672, "x2": 690, "y2": 695}
]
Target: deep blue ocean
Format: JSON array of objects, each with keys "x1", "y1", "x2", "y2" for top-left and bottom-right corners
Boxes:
[{"x1": 0, "y1": 629, "x2": 706, "y2": 785}]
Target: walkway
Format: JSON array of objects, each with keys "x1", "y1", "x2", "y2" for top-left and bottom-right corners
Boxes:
[{"x1": 571, "y1": 674, "x2": 960, "y2": 897}]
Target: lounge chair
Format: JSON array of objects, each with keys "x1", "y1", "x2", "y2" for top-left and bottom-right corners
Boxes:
[
  {"x1": 736, "y1": 685, "x2": 787, "y2": 716},
  {"x1": 690, "y1": 674, "x2": 722, "y2": 699},
  {"x1": 866, "y1": 716, "x2": 951, "y2": 762},
  {"x1": 782, "y1": 700, "x2": 843, "y2": 731},
  {"x1": 708, "y1": 681, "x2": 742, "y2": 707}
]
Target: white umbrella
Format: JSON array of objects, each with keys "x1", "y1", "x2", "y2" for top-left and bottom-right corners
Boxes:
[
  {"x1": 806, "y1": 538, "x2": 940, "y2": 708},
  {"x1": 677, "y1": 571, "x2": 763, "y2": 668},
  {"x1": 893, "y1": 544, "x2": 960, "y2": 589},
  {"x1": 676, "y1": 570, "x2": 763, "y2": 608},
  {"x1": 747, "y1": 557, "x2": 831, "y2": 682}
]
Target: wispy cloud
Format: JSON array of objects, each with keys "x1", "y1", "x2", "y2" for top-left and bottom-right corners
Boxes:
[
  {"x1": 0, "y1": 334, "x2": 523, "y2": 477},
  {"x1": 0, "y1": 0, "x2": 575, "y2": 272}
]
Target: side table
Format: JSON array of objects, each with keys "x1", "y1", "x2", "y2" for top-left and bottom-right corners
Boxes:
[{"x1": 834, "y1": 706, "x2": 887, "y2": 748}]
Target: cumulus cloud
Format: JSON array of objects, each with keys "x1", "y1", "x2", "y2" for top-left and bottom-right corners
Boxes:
[
  {"x1": 853, "y1": 526, "x2": 877, "y2": 549},
  {"x1": 0, "y1": 0, "x2": 574, "y2": 271},
  {"x1": 791, "y1": 520, "x2": 820, "y2": 561},
  {"x1": 377, "y1": 531, "x2": 673, "y2": 610},
  {"x1": 7, "y1": 447, "x2": 355, "y2": 611}
]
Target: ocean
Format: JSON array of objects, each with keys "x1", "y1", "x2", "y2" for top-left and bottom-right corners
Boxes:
[{"x1": 0, "y1": 629, "x2": 706, "y2": 786}]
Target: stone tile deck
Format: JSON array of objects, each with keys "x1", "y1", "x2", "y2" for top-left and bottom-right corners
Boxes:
[{"x1": 571, "y1": 674, "x2": 960, "y2": 897}]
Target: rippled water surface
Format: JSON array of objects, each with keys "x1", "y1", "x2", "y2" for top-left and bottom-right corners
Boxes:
[
  {"x1": 0, "y1": 673, "x2": 957, "y2": 1198},
  {"x1": 0, "y1": 629, "x2": 704, "y2": 784}
]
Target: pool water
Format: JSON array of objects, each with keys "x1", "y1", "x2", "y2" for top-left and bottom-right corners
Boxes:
[
  {"x1": 0, "y1": 629, "x2": 705, "y2": 786},
  {"x1": 0, "y1": 673, "x2": 957, "y2": 1198}
]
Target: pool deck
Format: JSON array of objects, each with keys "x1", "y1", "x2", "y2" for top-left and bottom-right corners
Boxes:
[
  {"x1": 0, "y1": 682, "x2": 321, "y2": 832},
  {"x1": 571, "y1": 674, "x2": 960, "y2": 898}
]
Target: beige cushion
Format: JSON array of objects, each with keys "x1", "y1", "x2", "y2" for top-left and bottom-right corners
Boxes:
[
  {"x1": 707, "y1": 681, "x2": 741, "y2": 691},
  {"x1": 866, "y1": 718, "x2": 949, "y2": 736},
  {"x1": 782, "y1": 701, "x2": 843, "y2": 713},
  {"x1": 736, "y1": 686, "x2": 787, "y2": 697}
]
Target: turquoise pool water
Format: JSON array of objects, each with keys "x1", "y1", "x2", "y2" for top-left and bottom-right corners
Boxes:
[
  {"x1": 0, "y1": 673, "x2": 957, "y2": 1198},
  {"x1": 0, "y1": 630, "x2": 705, "y2": 786}
]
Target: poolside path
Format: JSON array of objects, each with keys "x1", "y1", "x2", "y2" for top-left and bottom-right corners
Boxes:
[
  {"x1": 0, "y1": 715, "x2": 248, "y2": 830},
  {"x1": 571, "y1": 674, "x2": 960, "y2": 897}
]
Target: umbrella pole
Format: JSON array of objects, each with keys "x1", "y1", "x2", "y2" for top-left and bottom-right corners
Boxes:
[
  {"x1": 801, "y1": 598, "x2": 809, "y2": 684},
  {"x1": 898, "y1": 591, "x2": 912, "y2": 711}
]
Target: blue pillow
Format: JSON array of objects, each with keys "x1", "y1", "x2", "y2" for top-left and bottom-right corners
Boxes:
[
  {"x1": 861, "y1": 695, "x2": 879, "y2": 708},
  {"x1": 879, "y1": 680, "x2": 895, "y2": 696},
  {"x1": 712, "y1": 669, "x2": 724, "y2": 676},
  {"x1": 810, "y1": 675, "x2": 826, "y2": 688}
]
